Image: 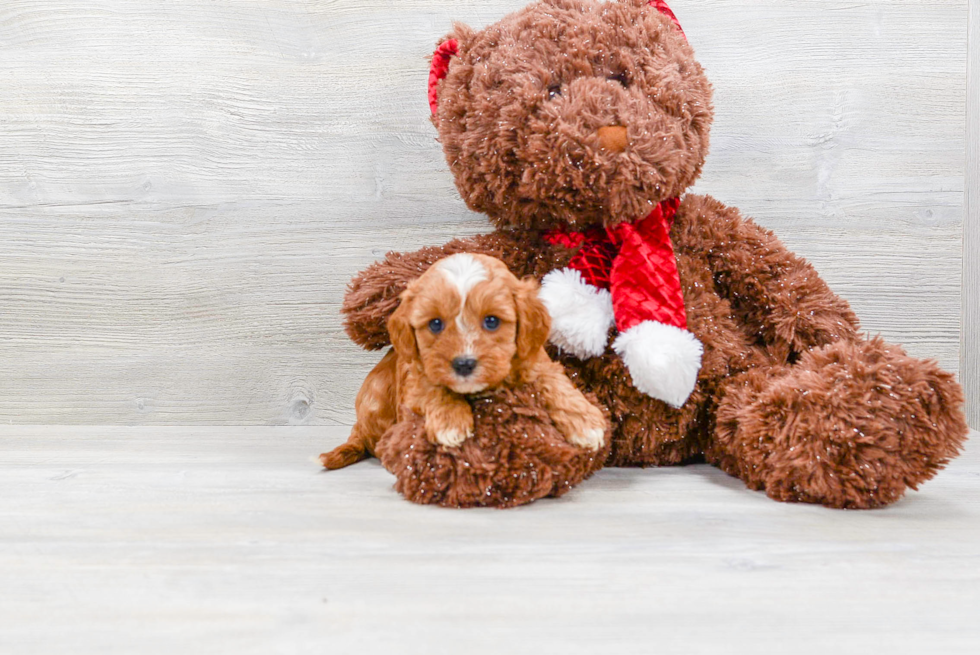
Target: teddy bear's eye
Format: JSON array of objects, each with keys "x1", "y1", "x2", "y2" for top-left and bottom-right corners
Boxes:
[
  {"x1": 428, "y1": 318, "x2": 444, "y2": 334},
  {"x1": 608, "y1": 72, "x2": 630, "y2": 88},
  {"x1": 547, "y1": 84, "x2": 562, "y2": 99}
]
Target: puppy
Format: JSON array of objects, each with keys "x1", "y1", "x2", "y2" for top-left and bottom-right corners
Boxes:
[{"x1": 321, "y1": 253, "x2": 607, "y2": 469}]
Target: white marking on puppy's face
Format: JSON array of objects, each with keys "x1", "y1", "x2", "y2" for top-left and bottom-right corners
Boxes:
[
  {"x1": 437, "y1": 254, "x2": 488, "y2": 324},
  {"x1": 438, "y1": 253, "x2": 488, "y2": 354}
]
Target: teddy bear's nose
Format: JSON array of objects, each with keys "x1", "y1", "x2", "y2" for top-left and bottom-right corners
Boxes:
[{"x1": 597, "y1": 125, "x2": 629, "y2": 153}]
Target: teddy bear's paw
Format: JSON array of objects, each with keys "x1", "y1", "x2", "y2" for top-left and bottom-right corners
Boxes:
[
  {"x1": 612, "y1": 320, "x2": 703, "y2": 408},
  {"x1": 538, "y1": 268, "x2": 614, "y2": 359},
  {"x1": 376, "y1": 386, "x2": 610, "y2": 508}
]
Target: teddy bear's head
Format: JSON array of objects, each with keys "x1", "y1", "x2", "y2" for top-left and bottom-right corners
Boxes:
[{"x1": 429, "y1": 0, "x2": 713, "y2": 231}]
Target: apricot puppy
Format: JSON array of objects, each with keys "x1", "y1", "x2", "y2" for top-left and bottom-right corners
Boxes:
[{"x1": 321, "y1": 253, "x2": 607, "y2": 469}]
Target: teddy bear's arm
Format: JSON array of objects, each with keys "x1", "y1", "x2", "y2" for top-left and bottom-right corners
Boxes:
[
  {"x1": 678, "y1": 194, "x2": 860, "y2": 359},
  {"x1": 342, "y1": 231, "x2": 541, "y2": 350}
]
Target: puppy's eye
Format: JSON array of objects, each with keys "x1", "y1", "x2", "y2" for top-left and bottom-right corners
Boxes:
[
  {"x1": 608, "y1": 72, "x2": 630, "y2": 88},
  {"x1": 482, "y1": 316, "x2": 500, "y2": 331},
  {"x1": 428, "y1": 318, "x2": 444, "y2": 334},
  {"x1": 547, "y1": 84, "x2": 562, "y2": 99}
]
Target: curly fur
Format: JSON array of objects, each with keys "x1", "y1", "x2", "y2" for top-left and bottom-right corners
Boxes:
[{"x1": 376, "y1": 385, "x2": 610, "y2": 508}]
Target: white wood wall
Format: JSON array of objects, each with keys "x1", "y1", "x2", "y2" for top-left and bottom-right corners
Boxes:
[
  {"x1": 0, "y1": 0, "x2": 970, "y2": 425},
  {"x1": 965, "y1": 0, "x2": 978, "y2": 427}
]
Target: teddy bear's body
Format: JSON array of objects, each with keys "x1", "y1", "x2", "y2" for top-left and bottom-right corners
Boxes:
[{"x1": 342, "y1": 0, "x2": 968, "y2": 508}]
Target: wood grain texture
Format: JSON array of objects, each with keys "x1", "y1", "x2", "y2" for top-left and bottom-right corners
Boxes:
[
  {"x1": 0, "y1": 1, "x2": 968, "y2": 424},
  {"x1": 964, "y1": 0, "x2": 978, "y2": 427},
  {"x1": 0, "y1": 425, "x2": 977, "y2": 654}
]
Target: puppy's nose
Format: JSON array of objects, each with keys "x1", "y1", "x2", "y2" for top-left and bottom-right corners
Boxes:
[
  {"x1": 451, "y1": 356, "x2": 478, "y2": 377},
  {"x1": 597, "y1": 125, "x2": 628, "y2": 153}
]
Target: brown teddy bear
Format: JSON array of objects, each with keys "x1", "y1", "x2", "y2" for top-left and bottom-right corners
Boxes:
[{"x1": 342, "y1": 0, "x2": 969, "y2": 508}]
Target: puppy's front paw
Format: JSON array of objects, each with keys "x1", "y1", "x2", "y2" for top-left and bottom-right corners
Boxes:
[
  {"x1": 566, "y1": 427, "x2": 606, "y2": 451},
  {"x1": 554, "y1": 404, "x2": 607, "y2": 451},
  {"x1": 433, "y1": 426, "x2": 472, "y2": 448},
  {"x1": 425, "y1": 404, "x2": 475, "y2": 448}
]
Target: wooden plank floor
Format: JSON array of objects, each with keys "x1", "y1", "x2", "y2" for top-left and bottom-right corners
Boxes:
[{"x1": 1, "y1": 426, "x2": 977, "y2": 654}]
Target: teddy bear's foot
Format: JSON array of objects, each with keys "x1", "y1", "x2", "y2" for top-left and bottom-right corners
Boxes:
[
  {"x1": 375, "y1": 386, "x2": 610, "y2": 508},
  {"x1": 711, "y1": 336, "x2": 968, "y2": 509}
]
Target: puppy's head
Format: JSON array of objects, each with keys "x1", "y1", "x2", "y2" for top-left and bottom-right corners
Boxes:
[{"x1": 387, "y1": 254, "x2": 550, "y2": 394}]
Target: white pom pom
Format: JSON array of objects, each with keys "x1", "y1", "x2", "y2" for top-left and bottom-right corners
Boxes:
[
  {"x1": 538, "y1": 268, "x2": 615, "y2": 359},
  {"x1": 612, "y1": 321, "x2": 702, "y2": 408}
]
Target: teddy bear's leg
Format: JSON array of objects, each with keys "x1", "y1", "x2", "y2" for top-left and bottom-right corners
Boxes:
[{"x1": 709, "y1": 336, "x2": 968, "y2": 508}]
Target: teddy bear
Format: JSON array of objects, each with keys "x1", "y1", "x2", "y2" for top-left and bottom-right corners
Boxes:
[{"x1": 342, "y1": 0, "x2": 969, "y2": 509}]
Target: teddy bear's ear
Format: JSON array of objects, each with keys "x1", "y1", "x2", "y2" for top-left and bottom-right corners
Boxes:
[
  {"x1": 643, "y1": 0, "x2": 687, "y2": 40},
  {"x1": 427, "y1": 23, "x2": 474, "y2": 116}
]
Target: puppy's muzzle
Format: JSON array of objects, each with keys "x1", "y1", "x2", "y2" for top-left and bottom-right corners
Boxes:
[{"x1": 451, "y1": 356, "x2": 478, "y2": 377}]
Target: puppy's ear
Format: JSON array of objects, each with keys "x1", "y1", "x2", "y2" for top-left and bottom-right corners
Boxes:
[
  {"x1": 515, "y1": 277, "x2": 551, "y2": 360},
  {"x1": 387, "y1": 291, "x2": 418, "y2": 360}
]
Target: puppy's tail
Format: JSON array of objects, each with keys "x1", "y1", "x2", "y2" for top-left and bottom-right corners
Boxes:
[{"x1": 320, "y1": 440, "x2": 370, "y2": 470}]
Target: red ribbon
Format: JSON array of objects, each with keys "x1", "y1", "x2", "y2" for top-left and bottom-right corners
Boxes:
[{"x1": 544, "y1": 197, "x2": 688, "y2": 332}]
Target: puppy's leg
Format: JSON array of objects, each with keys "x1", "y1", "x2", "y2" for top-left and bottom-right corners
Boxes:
[
  {"x1": 412, "y1": 385, "x2": 474, "y2": 448},
  {"x1": 320, "y1": 350, "x2": 397, "y2": 470},
  {"x1": 534, "y1": 359, "x2": 607, "y2": 451}
]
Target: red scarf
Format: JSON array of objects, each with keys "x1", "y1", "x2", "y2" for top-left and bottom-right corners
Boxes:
[{"x1": 543, "y1": 197, "x2": 687, "y2": 333}]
